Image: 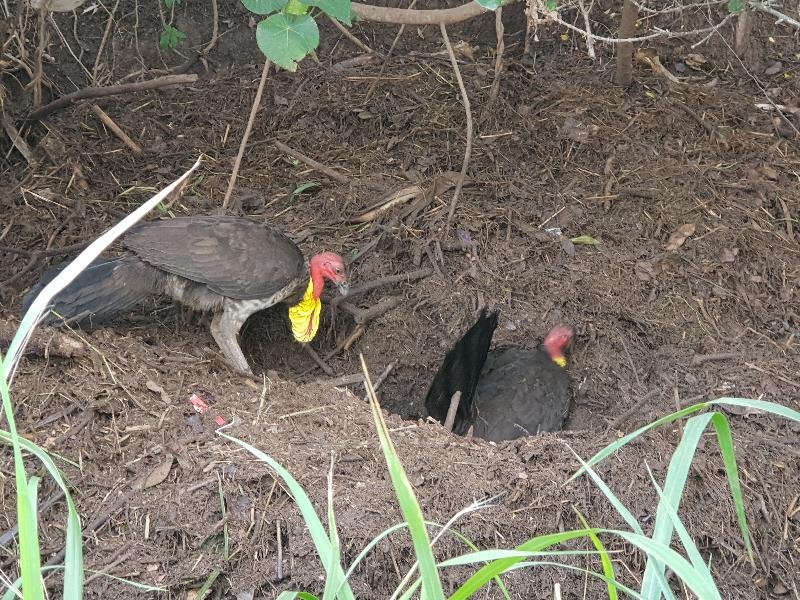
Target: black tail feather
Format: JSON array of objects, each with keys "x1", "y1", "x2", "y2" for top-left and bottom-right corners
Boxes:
[
  {"x1": 424, "y1": 308, "x2": 499, "y2": 434},
  {"x1": 22, "y1": 257, "x2": 157, "y2": 327}
]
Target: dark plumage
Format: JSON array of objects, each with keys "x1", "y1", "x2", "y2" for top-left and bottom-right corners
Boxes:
[
  {"x1": 22, "y1": 216, "x2": 349, "y2": 374},
  {"x1": 424, "y1": 309, "x2": 573, "y2": 442}
]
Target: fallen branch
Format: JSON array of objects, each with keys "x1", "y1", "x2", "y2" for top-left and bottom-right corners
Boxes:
[
  {"x1": 350, "y1": 185, "x2": 423, "y2": 223},
  {"x1": 351, "y1": 0, "x2": 489, "y2": 25},
  {"x1": 26, "y1": 74, "x2": 198, "y2": 121},
  {"x1": 480, "y1": 6, "x2": 505, "y2": 121},
  {"x1": 340, "y1": 296, "x2": 403, "y2": 324},
  {"x1": 332, "y1": 268, "x2": 433, "y2": 305},
  {"x1": 0, "y1": 320, "x2": 85, "y2": 359},
  {"x1": 274, "y1": 140, "x2": 350, "y2": 184}
]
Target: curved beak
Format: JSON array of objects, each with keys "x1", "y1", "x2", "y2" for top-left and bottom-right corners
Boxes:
[{"x1": 336, "y1": 281, "x2": 350, "y2": 296}]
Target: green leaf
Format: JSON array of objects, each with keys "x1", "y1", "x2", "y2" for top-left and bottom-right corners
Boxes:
[
  {"x1": 284, "y1": 0, "x2": 309, "y2": 14},
  {"x1": 291, "y1": 182, "x2": 321, "y2": 200},
  {"x1": 305, "y1": 0, "x2": 351, "y2": 24},
  {"x1": 570, "y1": 235, "x2": 600, "y2": 245},
  {"x1": 242, "y1": 0, "x2": 288, "y2": 14},
  {"x1": 159, "y1": 25, "x2": 186, "y2": 50},
  {"x1": 164, "y1": 0, "x2": 182, "y2": 8},
  {"x1": 473, "y1": 0, "x2": 504, "y2": 9},
  {"x1": 256, "y1": 14, "x2": 319, "y2": 72},
  {"x1": 545, "y1": 0, "x2": 557, "y2": 9},
  {"x1": 727, "y1": 0, "x2": 744, "y2": 13}
]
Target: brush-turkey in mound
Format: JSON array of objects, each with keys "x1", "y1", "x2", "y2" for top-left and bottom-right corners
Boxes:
[
  {"x1": 425, "y1": 309, "x2": 573, "y2": 442},
  {"x1": 22, "y1": 216, "x2": 349, "y2": 375}
]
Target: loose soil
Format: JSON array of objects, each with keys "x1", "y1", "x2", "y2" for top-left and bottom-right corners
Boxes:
[{"x1": 1, "y1": 1, "x2": 799, "y2": 598}]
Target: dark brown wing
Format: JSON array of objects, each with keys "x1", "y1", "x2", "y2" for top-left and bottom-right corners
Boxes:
[
  {"x1": 474, "y1": 347, "x2": 571, "y2": 441},
  {"x1": 123, "y1": 216, "x2": 305, "y2": 300}
]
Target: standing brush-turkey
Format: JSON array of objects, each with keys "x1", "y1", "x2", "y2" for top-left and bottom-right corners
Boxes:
[
  {"x1": 424, "y1": 309, "x2": 574, "y2": 442},
  {"x1": 22, "y1": 216, "x2": 349, "y2": 375}
]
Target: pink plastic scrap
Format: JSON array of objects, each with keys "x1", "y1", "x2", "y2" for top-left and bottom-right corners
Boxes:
[{"x1": 189, "y1": 392, "x2": 228, "y2": 426}]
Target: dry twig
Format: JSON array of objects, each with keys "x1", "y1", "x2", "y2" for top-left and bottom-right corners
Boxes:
[
  {"x1": 440, "y1": 22, "x2": 473, "y2": 231},
  {"x1": 480, "y1": 7, "x2": 505, "y2": 121},
  {"x1": 274, "y1": 140, "x2": 350, "y2": 184},
  {"x1": 91, "y1": 105, "x2": 142, "y2": 154},
  {"x1": 443, "y1": 390, "x2": 461, "y2": 432},
  {"x1": 27, "y1": 74, "x2": 198, "y2": 120},
  {"x1": 222, "y1": 60, "x2": 272, "y2": 211}
]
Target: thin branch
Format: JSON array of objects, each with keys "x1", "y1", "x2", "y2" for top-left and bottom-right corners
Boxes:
[
  {"x1": 26, "y1": 74, "x2": 199, "y2": 120},
  {"x1": 440, "y1": 22, "x2": 473, "y2": 231},
  {"x1": 222, "y1": 60, "x2": 271, "y2": 211},
  {"x1": 480, "y1": 6, "x2": 504, "y2": 120},
  {"x1": 274, "y1": 140, "x2": 350, "y2": 184},
  {"x1": 327, "y1": 14, "x2": 377, "y2": 54},
  {"x1": 750, "y1": 1, "x2": 800, "y2": 29},
  {"x1": 92, "y1": 0, "x2": 121, "y2": 82},
  {"x1": 351, "y1": 0, "x2": 488, "y2": 24}
]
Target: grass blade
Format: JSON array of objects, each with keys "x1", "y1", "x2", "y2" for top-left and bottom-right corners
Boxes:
[
  {"x1": 218, "y1": 431, "x2": 354, "y2": 600},
  {"x1": 710, "y1": 412, "x2": 753, "y2": 562},
  {"x1": 360, "y1": 355, "x2": 444, "y2": 600},
  {"x1": 572, "y1": 508, "x2": 619, "y2": 600},
  {"x1": 640, "y1": 412, "x2": 713, "y2": 598},
  {"x1": 569, "y1": 403, "x2": 709, "y2": 482},
  {"x1": 323, "y1": 453, "x2": 341, "y2": 600},
  {"x1": 710, "y1": 397, "x2": 800, "y2": 422}
]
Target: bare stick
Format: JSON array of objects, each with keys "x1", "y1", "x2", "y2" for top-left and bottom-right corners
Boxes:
[
  {"x1": 372, "y1": 361, "x2": 395, "y2": 391},
  {"x1": 440, "y1": 22, "x2": 473, "y2": 231},
  {"x1": 303, "y1": 344, "x2": 335, "y2": 376},
  {"x1": 91, "y1": 105, "x2": 143, "y2": 154},
  {"x1": 27, "y1": 74, "x2": 198, "y2": 120},
  {"x1": 351, "y1": 1, "x2": 488, "y2": 25},
  {"x1": 364, "y1": 0, "x2": 417, "y2": 104},
  {"x1": 443, "y1": 390, "x2": 461, "y2": 432},
  {"x1": 203, "y1": 0, "x2": 220, "y2": 54},
  {"x1": 576, "y1": 0, "x2": 596, "y2": 59},
  {"x1": 339, "y1": 296, "x2": 403, "y2": 324},
  {"x1": 480, "y1": 7, "x2": 504, "y2": 120},
  {"x1": 323, "y1": 324, "x2": 366, "y2": 361},
  {"x1": 331, "y1": 269, "x2": 433, "y2": 305},
  {"x1": 327, "y1": 14, "x2": 376, "y2": 54},
  {"x1": 274, "y1": 140, "x2": 350, "y2": 184},
  {"x1": 222, "y1": 60, "x2": 271, "y2": 211},
  {"x1": 92, "y1": 0, "x2": 121, "y2": 82},
  {"x1": 615, "y1": 0, "x2": 638, "y2": 86}
]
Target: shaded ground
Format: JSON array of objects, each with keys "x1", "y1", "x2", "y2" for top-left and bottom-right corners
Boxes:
[{"x1": 1, "y1": 0, "x2": 799, "y2": 598}]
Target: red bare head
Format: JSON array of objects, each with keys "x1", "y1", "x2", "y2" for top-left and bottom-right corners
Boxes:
[
  {"x1": 543, "y1": 325, "x2": 573, "y2": 367},
  {"x1": 309, "y1": 252, "x2": 349, "y2": 298}
]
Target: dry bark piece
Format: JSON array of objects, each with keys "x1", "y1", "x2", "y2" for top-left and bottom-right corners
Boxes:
[{"x1": 665, "y1": 223, "x2": 696, "y2": 251}]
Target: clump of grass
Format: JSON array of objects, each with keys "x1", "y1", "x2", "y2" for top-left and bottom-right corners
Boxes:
[
  {"x1": 218, "y1": 355, "x2": 799, "y2": 598},
  {"x1": 1, "y1": 159, "x2": 202, "y2": 599}
]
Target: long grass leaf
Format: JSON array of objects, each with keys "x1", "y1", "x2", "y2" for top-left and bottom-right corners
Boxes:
[
  {"x1": 218, "y1": 432, "x2": 354, "y2": 600},
  {"x1": 360, "y1": 355, "x2": 444, "y2": 600},
  {"x1": 710, "y1": 412, "x2": 753, "y2": 562},
  {"x1": 323, "y1": 453, "x2": 341, "y2": 600},
  {"x1": 449, "y1": 529, "x2": 598, "y2": 599},
  {"x1": 569, "y1": 403, "x2": 709, "y2": 482},
  {"x1": 0, "y1": 355, "x2": 43, "y2": 600},
  {"x1": 640, "y1": 412, "x2": 713, "y2": 598},
  {"x1": 572, "y1": 508, "x2": 619, "y2": 600},
  {"x1": 710, "y1": 397, "x2": 800, "y2": 422}
]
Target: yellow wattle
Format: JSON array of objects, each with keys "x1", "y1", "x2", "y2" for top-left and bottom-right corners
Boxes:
[
  {"x1": 553, "y1": 355, "x2": 567, "y2": 368},
  {"x1": 288, "y1": 278, "x2": 321, "y2": 343}
]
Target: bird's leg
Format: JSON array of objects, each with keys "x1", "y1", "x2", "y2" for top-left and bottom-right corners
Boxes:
[{"x1": 210, "y1": 306, "x2": 252, "y2": 375}]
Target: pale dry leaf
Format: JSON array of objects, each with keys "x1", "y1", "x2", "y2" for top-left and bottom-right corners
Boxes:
[
  {"x1": 665, "y1": 223, "x2": 696, "y2": 251},
  {"x1": 133, "y1": 454, "x2": 174, "y2": 491},
  {"x1": 146, "y1": 379, "x2": 171, "y2": 403},
  {"x1": 720, "y1": 248, "x2": 738, "y2": 263}
]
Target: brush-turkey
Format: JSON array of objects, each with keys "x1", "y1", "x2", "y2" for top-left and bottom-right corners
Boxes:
[
  {"x1": 424, "y1": 309, "x2": 573, "y2": 442},
  {"x1": 22, "y1": 216, "x2": 349, "y2": 375}
]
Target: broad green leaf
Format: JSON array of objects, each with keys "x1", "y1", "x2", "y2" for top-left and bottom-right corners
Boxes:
[
  {"x1": 159, "y1": 25, "x2": 186, "y2": 50},
  {"x1": 285, "y1": 0, "x2": 309, "y2": 14},
  {"x1": 277, "y1": 593, "x2": 319, "y2": 600},
  {"x1": 570, "y1": 235, "x2": 600, "y2": 245},
  {"x1": 256, "y1": 14, "x2": 320, "y2": 72},
  {"x1": 727, "y1": 0, "x2": 744, "y2": 13},
  {"x1": 164, "y1": 0, "x2": 182, "y2": 8},
  {"x1": 305, "y1": 0, "x2": 351, "y2": 24},
  {"x1": 291, "y1": 182, "x2": 321, "y2": 200},
  {"x1": 474, "y1": 0, "x2": 504, "y2": 9},
  {"x1": 242, "y1": 0, "x2": 288, "y2": 14},
  {"x1": 545, "y1": 0, "x2": 557, "y2": 9}
]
